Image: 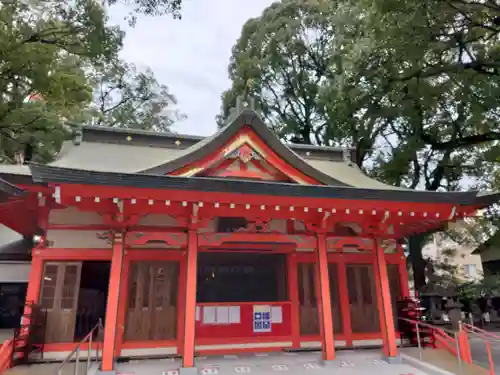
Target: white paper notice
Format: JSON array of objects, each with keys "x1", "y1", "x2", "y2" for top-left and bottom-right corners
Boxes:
[
  {"x1": 271, "y1": 306, "x2": 283, "y2": 324},
  {"x1": 195, "y1": 306, "x2": 200, "y2": 321},
  {"x1": 217, "y1": 306, "x2": 230, "y2": 324},
  {"x1": 229, "y1": 306, "x2": 241, "y2": 324},
  {"x1": 203, "y1": 306, "x2": 217, "y2": 324}
]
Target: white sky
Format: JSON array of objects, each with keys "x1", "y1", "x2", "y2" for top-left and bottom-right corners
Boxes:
[{"x1": 109, "y1": 0, "x2": 275, "y2": 136}]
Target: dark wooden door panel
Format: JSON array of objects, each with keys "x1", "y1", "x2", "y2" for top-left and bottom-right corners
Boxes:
[
  {"x1": 39, "y1": 262, "x2": 82, "y2": 343},
  {"x1": 125, "y1": 261, "x2": 179, "y2": 341},
  {"x1": 328, "y1": 264, "x2": 343, "y2": 333},
  {"x1": 298, "y1": 263, "x2": 319, "y2": 336},
  {"x1": 388, "y1": 264, "x2": 402, "y2": 328},
  {"x1": 346, "y1": 264, "x2": 379, "y2": 333}
]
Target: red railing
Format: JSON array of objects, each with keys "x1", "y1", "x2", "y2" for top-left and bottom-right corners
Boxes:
[
  {"x1": 463, "y1": 323, "x2": 497, "y2": 375},
  {"x1": 0, "y1": 339, "x2": 13, "y2": 373},
  {"x1": 398, "y1": 316, "x2": 473, "y2": 374}
]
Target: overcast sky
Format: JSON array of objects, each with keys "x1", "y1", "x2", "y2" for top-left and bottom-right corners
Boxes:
[{"x1": 109, "y1": 0, "x2": 275, "y2": 136}]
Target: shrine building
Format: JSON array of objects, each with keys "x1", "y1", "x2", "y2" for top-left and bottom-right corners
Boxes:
[{"x1": 0, "y1": 104, "x2": 498, "y2": 374}]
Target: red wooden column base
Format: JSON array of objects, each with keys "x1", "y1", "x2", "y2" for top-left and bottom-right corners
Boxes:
[
  {"x1": 100, "y1": 232, "x2": 125, "y2": 373},
  {"x1": 180, "y1": 230, "x2": 198, "y2": 374},
  {"x1": 373, "y1": 239, "x2": 399, "y2": 362},
  {"x1": 316, "y1": 233, "x2": 336, "y2": 362}
]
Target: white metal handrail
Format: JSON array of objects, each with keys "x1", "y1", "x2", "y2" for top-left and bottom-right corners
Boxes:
[{"x1": 53, "y1": 319, "x2": 104, "y2": 375}]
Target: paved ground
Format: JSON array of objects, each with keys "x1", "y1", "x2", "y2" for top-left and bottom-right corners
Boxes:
[
  {"x1": 468, "y1": 334, "x2": 500, "y2": 372},
  {"x1": 401, "y1": 347, "x2": 483, "y2": 375},
  {"x1": 114, "y1": 350, "x2": 431, "y2": 375}
]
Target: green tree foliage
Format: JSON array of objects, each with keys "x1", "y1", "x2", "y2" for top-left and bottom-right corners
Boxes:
[
  {"x1": 221, "y1": 0, "x2": 500, "y2": 290},
  {"x1": 88, "y1": 60, "x2": 185, "y2": 131},
  {"x1": 0, "y1": 0, "x2": 123, "y2": 163},
  {"x1": 108, "y1": 0, "x2": 183, "y2": 25},
  {"x1": 0, "y1": 0, "x2": 184, "y2": 163}
]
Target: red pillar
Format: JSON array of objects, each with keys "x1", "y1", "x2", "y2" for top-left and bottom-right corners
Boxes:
[
  {"x1": 114, "y1": 255, "x2": 130, "y2": 356},
  {"x1": 316, "y1": 233, "x2": 335, "y2": 362},
  {"x1": 373, "y1": 239, "x2": 399, "y2": 360},
  {"x1": 337, "y1": 257, "x2": 353, "y2": 347},
  {"x1": 181, "y1": 230, "x2": 198, "y2": 371},
  {"x1": 22, "y1": 252, "x2": 43, "y2": 327},
  {"x1": 101, "y1": 232, "x2": 125, "y2": 372},
  {"x1": 287, "y1": 253, "x2": 300, "y2": 348}
]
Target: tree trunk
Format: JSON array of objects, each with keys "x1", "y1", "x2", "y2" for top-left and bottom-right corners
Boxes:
[{"x1": 408, "y1": 234, "x2": 427, "y2": 293}]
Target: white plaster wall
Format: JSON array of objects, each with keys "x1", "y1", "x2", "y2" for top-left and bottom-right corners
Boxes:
[
  {"x1": 0, "y1": 262, "x2": 31, "y2": 282},
  {"x1": 198, "y1": 218, "x2": 217, "y2": 233},
  {"x1": 137, "y1": 214, "x2": 179, "y2": 226},
  {"x1": 293, "y1": 220, "x2": 306, "y2": 232},
  {"x1": 48, "y1": 207, "x2": 104, "y2": 225},
  {"x1": 268, "y1": 219, "x2": 287, "y2": 233},
  {"x1": 45, "y1": 230, "x2": 111, "y2": 248}
]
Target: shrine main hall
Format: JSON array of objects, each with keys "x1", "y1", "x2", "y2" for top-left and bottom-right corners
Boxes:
[{"x1": 0, "y1": 105, "x2": 497, "y2": 374}]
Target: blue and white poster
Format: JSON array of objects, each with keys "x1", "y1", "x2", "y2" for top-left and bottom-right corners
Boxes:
[{"x1": 253, "y1": 305, "x2": 272, "y2": 333}]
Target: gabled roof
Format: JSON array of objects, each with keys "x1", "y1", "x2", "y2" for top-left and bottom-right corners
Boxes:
[{"x1": 138, "y1": 109, "x2": 347, "y2": 185}]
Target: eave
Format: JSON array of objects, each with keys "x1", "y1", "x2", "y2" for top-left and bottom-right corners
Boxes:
[{"x1": 29, "y1": 163, "x2": 500, "y2": 207}]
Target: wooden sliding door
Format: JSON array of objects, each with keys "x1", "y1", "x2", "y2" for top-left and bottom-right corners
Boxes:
[
  {"x1": 39, "y1": 262, "x2": 82, "y2": 343},
  {"x1": 346, "y1": 264, "x2": 379, "y2": 333},
  {"x1": 298, "y1": 263, "x2": 319, "y2": 335},
  {"x1": 297, "y1": 262, "x2": 343, "y2": 336},
  {"x1": 328, "y1": 264, "x2": 343, "y2": 333},
  {"x1": 125, "y1": 261, "x2": 179, "y2": 341}
]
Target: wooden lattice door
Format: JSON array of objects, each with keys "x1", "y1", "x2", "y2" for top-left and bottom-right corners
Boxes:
[
  {"x1": 346, "y1": 264, "x2": 379, "y2": 333},
  {"x1": 298, "y1": 263, "x2": 319, "y2": 335},
  {"x1": 125, "y1": 261, "x2": 179, "y2": 341},
  {"x1": 297, "y1": 262, "x2": 343, "y2": 336},
  {"x1": 328, "y1": 264, "x2": 343, "y2": 333},
  {"x1": 39, "y1": 262, "x2": 82, "y2": 343},
  {"x1": 388, "y1": 264, "x2": 402, "y2": 328}
]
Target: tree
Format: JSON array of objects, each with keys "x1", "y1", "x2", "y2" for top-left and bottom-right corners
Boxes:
[
  {"x1": 0, "y1": 0, "x2": 185, "y2": 164},
  {"x1": 88, "y1": 60, "x2": 185, "y2": 131},
  {"x1": 0, "y1": 0, "x2": 123, "y2": 163},
  {"x1": 221, "y1": 0, "x2": 500, "y2": 291},
  {"x1": 108, "y1": 0, "x2": 183, "y2": 25}
]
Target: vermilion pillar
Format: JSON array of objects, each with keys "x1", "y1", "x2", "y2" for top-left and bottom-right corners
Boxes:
[
  {"x1": 22, "y1": 252, "x2": 43, "y2": 327},
  {"x1": 180, "y1": 230, "x2": 198, "y2": 373},
  {"x1": 373, "y1": 239, "x2": 399, "y2": 361},
  {"x1": 101, "y1": 232, "x2": 125, "y2": 373},
  {"x1": 316, "y1": 233, "x2": 335, "y2": 362}
]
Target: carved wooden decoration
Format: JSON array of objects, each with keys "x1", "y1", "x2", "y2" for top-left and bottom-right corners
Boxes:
[
  {"x1": 234, "y1": 219, "x2": 279, "y2": 233},
  {"x1": 128, "y1": 232, "x2": 188, "y2": 248},
  {"x1": 326, "y1": 237, "x2": 374, "y2": 252}
]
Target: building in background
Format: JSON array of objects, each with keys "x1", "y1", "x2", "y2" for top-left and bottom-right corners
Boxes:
[
  {"x1": 423, "y1": 232, "x2": 483, "y2": 281},
  {"x1": 472, "y1": 230, "x2": 500, "y2": 275}
]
